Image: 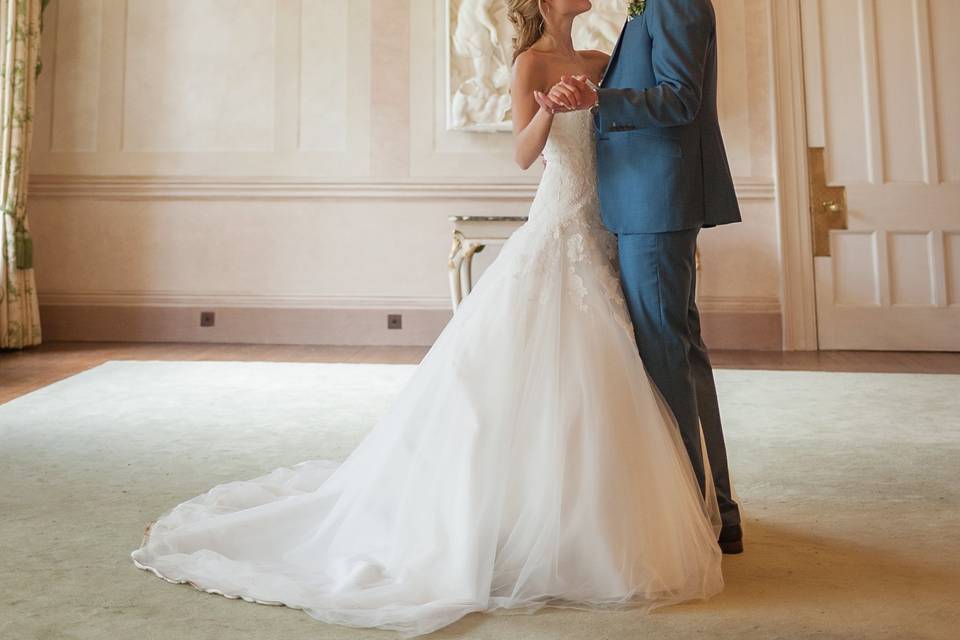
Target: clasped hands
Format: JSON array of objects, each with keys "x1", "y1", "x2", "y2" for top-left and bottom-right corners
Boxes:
[{"x1": 534, "y1": 75, "x2": 597, "y2": 115}]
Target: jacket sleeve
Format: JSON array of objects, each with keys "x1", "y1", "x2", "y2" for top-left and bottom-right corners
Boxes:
[{"x1": 594, "y1": 0, "x2": 712, "y2": 133}]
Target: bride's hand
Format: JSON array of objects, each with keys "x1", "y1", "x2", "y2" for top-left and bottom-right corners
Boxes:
[{"x1": 533, "y1": 90, "x2": 563, "y2": 115}]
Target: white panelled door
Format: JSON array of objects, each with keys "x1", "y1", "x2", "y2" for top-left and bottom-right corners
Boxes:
[{"x1": 801, "y1": 0, "x2": 960, "y2": 350}]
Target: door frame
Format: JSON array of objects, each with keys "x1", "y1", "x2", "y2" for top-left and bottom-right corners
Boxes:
[{"x1": 770, "y1": 0, "x2": 819, "y2": 351}]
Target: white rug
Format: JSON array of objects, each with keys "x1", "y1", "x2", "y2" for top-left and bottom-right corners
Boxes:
[{"x1": 1, "y1": 360, "x2": 958, "y2": 640}]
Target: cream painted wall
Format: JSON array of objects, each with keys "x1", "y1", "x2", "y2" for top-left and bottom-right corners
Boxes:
[{"x1": 28, "y1": 0, "x2": 782, "y2": 347}]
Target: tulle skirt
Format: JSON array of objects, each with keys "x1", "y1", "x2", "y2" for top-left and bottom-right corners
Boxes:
[{"x1": 131, "y1": 209, "x2": 724, "y2": 637}]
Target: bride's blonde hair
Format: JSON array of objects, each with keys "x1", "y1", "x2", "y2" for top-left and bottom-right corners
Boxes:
[{"x1": 507, "y1": 0, "x2": 546, "y2": 64}]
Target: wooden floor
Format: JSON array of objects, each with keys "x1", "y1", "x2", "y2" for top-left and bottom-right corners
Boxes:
[{"x1": 1, "y1": 341, "x2": 958, "y2": 405}]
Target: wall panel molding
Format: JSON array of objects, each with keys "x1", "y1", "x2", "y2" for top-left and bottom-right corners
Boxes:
[
  {"x1": 50, "y1": 0, "x2": 104, "y2": 152},
  {"x1": 31, "y1": 0, "x2": 372, "y2": 177},
  {"x1": 122, "y1": 0, "x2": 278, "y2": 152},
  {"x1": 97, "y1": 0, "x2": 125, "y2": 153},
  {"x1": 27, "y1": 175, "x2": 776, "y2": 201}
]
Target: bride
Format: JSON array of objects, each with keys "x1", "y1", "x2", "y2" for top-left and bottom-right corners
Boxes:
[{"x1": 131, "y1": 1, "x2": 725, "y2": 636}]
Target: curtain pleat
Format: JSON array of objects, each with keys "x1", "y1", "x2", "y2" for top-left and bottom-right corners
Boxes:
[{"x1": 0, "y1": 0, "x2": 47, "y2": 348}]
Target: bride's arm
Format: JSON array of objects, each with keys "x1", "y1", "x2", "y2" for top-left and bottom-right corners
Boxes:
[{"x1": 510, "y1": 52, "x2": 554, "y2": 171}]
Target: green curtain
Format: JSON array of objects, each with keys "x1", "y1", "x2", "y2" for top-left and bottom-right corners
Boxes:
[{"x1": 0, "y1": 0, "x2": 48, "y2": 348}]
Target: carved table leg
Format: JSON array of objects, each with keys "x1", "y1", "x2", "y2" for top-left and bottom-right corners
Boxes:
[
  {"x1": 448, "y1": 231, "x2": 465, "y2": 311},
  {"x1": 460, "y1": 242, "x2": 485, "y2": 298}
]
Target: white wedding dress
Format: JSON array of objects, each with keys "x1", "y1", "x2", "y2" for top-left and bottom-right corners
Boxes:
[{"x1": 131, "y1": 109, "x2": 724, "y2": 637}]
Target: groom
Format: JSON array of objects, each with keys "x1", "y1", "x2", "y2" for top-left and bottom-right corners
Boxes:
[{"x1": 536, "y1": 0, "x2": 743, "y2": 553}]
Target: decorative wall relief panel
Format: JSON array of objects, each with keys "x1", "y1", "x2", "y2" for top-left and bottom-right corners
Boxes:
[{"x1": 446, "y1": 0, "x2": 626, "y2": 131}]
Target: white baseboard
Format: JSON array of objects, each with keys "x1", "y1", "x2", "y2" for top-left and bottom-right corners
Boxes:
[
  {"x1": 39, "y1": 292, "x2": 782, "y2": 350},
  {"x1": 39, "y1": 303, "x2": 452, "y2": 347}
]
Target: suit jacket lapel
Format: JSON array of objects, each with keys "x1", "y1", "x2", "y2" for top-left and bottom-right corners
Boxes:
[{"x1": 600, "y1": 18, "x2": 628, "y2": 88}]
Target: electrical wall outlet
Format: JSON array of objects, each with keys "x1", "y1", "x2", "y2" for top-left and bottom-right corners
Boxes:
[
  {"x1": 387, "y1": 314, "x2": 402, "y2": 330},
  {"x1": 200, "y1": 311, "x2": 216, "y2": 327}
]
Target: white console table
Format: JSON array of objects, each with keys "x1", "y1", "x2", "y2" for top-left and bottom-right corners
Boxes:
[
  {"x1": 447, "y1": 215, "x2": 526, "y2": 310},
  {"x1": 447, "y1": 214, "x2": 702, "y2": 311}
]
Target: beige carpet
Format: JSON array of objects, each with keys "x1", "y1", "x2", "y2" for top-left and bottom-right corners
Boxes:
[{"x1": 1, "y1": 360, "x2": 958, "y2": 640}]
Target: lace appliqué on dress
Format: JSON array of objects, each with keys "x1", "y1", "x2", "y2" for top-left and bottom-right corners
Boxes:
[{"x1": 503, "y1": 110, "x2": 638, "y2": 345}]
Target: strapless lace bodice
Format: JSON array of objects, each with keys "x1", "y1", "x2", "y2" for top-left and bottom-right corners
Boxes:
[
  {"x1": 536, "y1": 109, "x2": 601, "y2": 220},
  {"x1": 501, "y1": 109, "x2": 635, "y2": 337},
  {"x1": 542, "y1": 108, "x2": 597, "y2": 170}
]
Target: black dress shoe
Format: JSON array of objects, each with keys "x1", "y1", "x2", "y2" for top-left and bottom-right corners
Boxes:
[{"x1": 718, "y1": 524, "x2": 743, "y2": 554}]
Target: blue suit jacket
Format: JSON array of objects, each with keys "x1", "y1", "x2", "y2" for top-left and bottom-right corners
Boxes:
[{"x1": 593, "y1": 0, "x2": 741, "y2": 234}]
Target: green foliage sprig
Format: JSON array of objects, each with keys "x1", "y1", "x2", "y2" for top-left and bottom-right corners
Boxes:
[{"x1": 627, "y1": 0, "x2": 647, "y2": 20}]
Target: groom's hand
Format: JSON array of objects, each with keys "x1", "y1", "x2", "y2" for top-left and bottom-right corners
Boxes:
[
  {"x1": 534, "y1": 75, "x2": 598, "y2": 114},
  {"x1": 546, "y1": 80, "x2": 581, "y2": 111},
  {"x1": 559, "y1": 75, "x2": 598, "y2": 110}
]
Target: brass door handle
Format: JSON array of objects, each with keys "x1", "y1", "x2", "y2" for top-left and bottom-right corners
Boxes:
[
  {"x1": 809, "y1": 148, "x2": 847, "y2": 257},
  {"x1": 821, "y1": 200, "x2": 843, "y2": 213}
]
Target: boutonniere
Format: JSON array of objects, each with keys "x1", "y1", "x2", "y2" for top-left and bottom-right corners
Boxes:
[{"x1": 627, "y1": 0, "x2": 647, "y2": 20}]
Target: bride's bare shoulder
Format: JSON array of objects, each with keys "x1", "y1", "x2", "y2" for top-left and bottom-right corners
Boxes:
[
  {"x1": 513, "y1": 47, "x2": 547, "y2": 68},
  {"x1": 511, "y1": 49, "x2": 546, "y2": 83}
]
